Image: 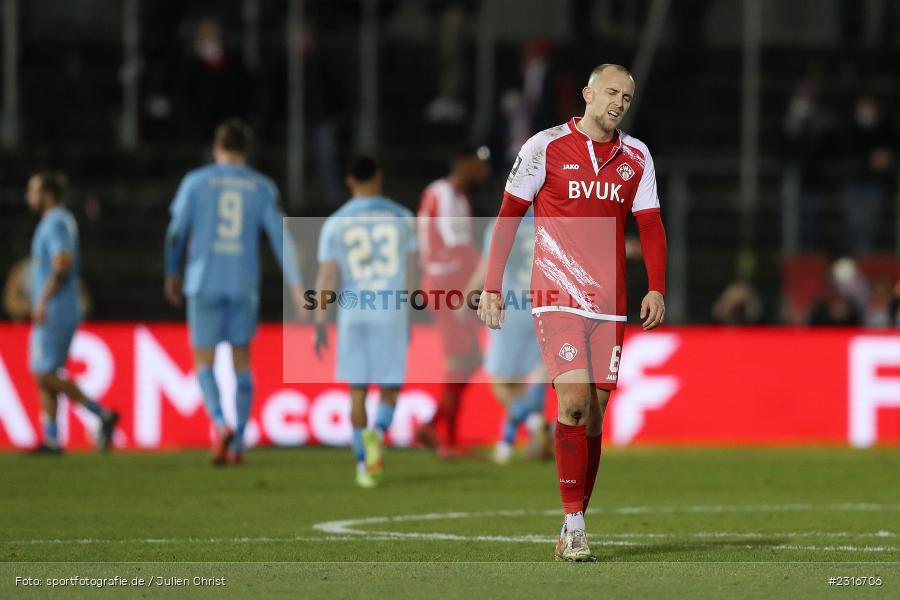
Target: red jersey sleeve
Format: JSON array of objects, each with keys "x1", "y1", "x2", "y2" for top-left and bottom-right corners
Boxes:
[
  {"x1": 483, "y1": 192, "x2": 531, "y2": 293},
  {"x1": 636, "y1": 211, "x2": 667, "y2": 295},
  {"x1": 484, "y1": 135, "x2": 549, "y2": 293}
]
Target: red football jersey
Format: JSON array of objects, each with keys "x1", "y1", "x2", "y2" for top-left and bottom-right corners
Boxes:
[
  {"x1": 504, "y1": 117, "x2": 661, "y2": 320},
  {"x1": 416, "y1": 178, "x2": 479, "y2": 279}
]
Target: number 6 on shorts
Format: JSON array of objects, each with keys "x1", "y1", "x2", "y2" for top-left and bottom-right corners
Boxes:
[{"x1": 609, "y1": 345, "x2": 622, "y2": 374}]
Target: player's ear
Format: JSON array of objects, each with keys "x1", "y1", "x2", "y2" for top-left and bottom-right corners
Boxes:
[
  {"x1": 344, "y1": 175, "x2": 354, "y2": 190},
  {"x1": 582, "y1": 86, "x2": 593, "y2": 104}
]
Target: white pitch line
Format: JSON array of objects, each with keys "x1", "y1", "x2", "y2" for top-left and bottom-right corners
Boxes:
[
  {"x1": 312, "y1": 504, "x2": 900, "y2": 536},
  {"x1": 3, "y1": 535, "x2": 899, "y2": 554},
  {"x1": 6, "y1": 504, "x2": 900, "y2": 553}
]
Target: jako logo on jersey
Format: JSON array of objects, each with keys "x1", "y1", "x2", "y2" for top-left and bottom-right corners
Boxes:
[
  {"x1": 559, "y1": 343, "x2": 578, "y2": 362},
  {"x1": 617, "y1": 163, "x2": 635, "y2": 181},
  {"x1": 567, "y1": 181, "x2": 623, "y2": 203},
  {"x1": 562, "y1": 163, "x2": 580, "y2": 170}
]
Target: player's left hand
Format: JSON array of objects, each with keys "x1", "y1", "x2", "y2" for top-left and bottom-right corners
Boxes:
[
  {"x1": 31, "y1": 301, "x2": 46, "y2": 324},
  {"x1": 164, "y1": 274, "x2": 184, "y2": 307},
  {"x1": 640, "y1": 291, "x2": 665, "y2": 331},
  {"x1": 477, "y1": 290, "x2": 505, "y2": 330},
  {"x1": 313, "y1": 322, "x2": 328, "y2": 359}
]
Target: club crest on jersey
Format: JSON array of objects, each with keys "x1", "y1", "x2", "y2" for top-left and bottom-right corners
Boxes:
[
  {"x1": 559, "y1": 342, "x2": 578, "y2": 362},
  {"x1": 617, "y1": 163, "x2": 635, "y2": 181}
]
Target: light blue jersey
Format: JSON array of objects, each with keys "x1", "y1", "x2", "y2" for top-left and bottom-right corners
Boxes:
[
  {"x1": 31, "y1": 207, "x2": 81, "y2": 317},
  {"x1": 318, "y1": 196, "x2": 417, "y2": 326},
  {"x1": 29, "y1": 206, "x2": 81, "y2": 373},
  {"x1": 318, "y1": 196, "x2": 416, "y2": 385},
  {"x1": 165, "y1": 163, "x2": 301, "y2": 299},
  {"x1": 165, "y1": 163, "x2": 301, "y2": 348},
  {"x1": 483, "y1": 210, "x2": 541, "y2": 378}
]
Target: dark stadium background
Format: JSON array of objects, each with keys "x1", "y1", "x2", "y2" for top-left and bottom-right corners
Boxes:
[{"x1": 1, "y1": 0, "x2": 897, "y2": 327}]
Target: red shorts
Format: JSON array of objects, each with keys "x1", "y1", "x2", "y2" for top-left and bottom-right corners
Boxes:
[
  {"x1": 423, "y1": 272, "x2": 480, "y2": 359},
  {"x1": 533, "y1": 311, "x2": 625, "y2": 390},
  {"x1": 432, "y1": 300, "x2": 481, "y2": 357}
]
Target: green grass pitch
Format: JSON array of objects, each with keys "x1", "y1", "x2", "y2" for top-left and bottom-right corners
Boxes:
[{"x1": 1, "y1": 447, "x2": 898, "y2": 599}]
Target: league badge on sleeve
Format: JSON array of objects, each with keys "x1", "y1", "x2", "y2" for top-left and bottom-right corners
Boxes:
[{"x1": 507, "y1": 155, "x2": 522, "y2": 185}]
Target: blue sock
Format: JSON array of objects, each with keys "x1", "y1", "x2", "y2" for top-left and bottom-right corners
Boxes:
[
  {"x1": 197, "y1": 367, "x2": 225, "y2": 428},
  {"x1": 352, "y1": 428, "x2": 366, "y2": 464},
  {"x1": 44, "y1": 419, "x2": 59, "y2": 443},
  {"x1": 233, "y1": 370, "x2": 253, "y2": 453},
  {"x1": 525, "y1": 382, "x2": 548, "y2": 416},
  {"x1": 374, "y1": 403, "x2": 395, "y2": 435},
  {"x1": 81, "y1": 399, "x2": 107, "y2": 418},
  {"x1": 502, "y1": 397, "x2": 532, "y2": 445}
]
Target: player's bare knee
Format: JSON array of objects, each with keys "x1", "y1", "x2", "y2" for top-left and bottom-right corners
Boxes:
[
  {"x1": 560, "y1": 396, "x2": 590, "y2": 424},
  {"x1": 567, "y1": 408, "x2": 585, "y2": 423}
]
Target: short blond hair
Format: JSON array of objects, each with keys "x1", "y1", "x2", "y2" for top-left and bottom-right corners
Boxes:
[{"x1": 587, "y1": 63, "x2": 632, "y2": 86}]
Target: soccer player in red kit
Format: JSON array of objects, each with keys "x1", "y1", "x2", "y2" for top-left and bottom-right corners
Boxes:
[
  {"x1": 478, "y1": 64, "x2": 667, "y2": 561},
  {"x1": 416, "y1": 145, "x2": 490, "y2": 454}
]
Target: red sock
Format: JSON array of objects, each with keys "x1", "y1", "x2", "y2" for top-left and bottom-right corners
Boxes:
[
  {"x1": 438, "y1": 382, "x2": 465, "y2": 446},
  {"x1": 582, "y1": 434, "x2": 603, "y2": 513},
  {"x1": 554, "y1": 422, "x2": 587, "y2": 515}
]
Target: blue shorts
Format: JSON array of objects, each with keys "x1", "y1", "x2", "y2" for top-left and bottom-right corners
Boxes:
[
  {"x1": 485, "y1": 310, "x2": 541, "y2": 379},
  {"x1": 29, "y1": 318, "x2": 78, "y2": 375},
  {"x1": 187, "y1": 294, "x2": 259, "y2": 348},
  {"x1": 336, "y1": 319, "x2": 408, "y2": 386}
]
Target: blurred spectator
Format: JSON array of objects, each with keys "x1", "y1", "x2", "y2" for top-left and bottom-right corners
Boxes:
[
  {"x1": 837, "y1": 94, "x2": 896, "y2": 254},
  {"x1": 783, "y1": 63, "x2": 837, "y2": 251},
  {"x1": 298, "y1": 23, "x2": 346, "y2": 208},
  {"x1": 807, "y1": 257, "x2": 867, "y2": 326},
  {"x1": 496, "y1": 40, "x2": 576, "y2": 163},
  {"x1": 866, "y1": 274, "x2": 896, "y2": 328},
  {"x1": 3, "y1": 258, "x2": 32, "y2": 322},
  {"x1": 179, "y1": 17, "x2": 250, "y2": 138},
  {"x1": 424, "y1": 1, "x2": 475, "y2": 123},
  {"x1": 807, "y1": 291, "x2": 863, "y2": 326},
  {"x1": 3, "y1": 257, "x2": 92, "y2": 321},
  {"x1": 256, "y1": 20, "x2": 347, "y2": 208},
  {"x1": 712, "y1": 280, "x2": 764, "y2": 325}
]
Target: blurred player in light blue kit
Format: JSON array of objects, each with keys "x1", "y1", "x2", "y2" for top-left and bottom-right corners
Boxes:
[
  {"x1": 468, "y1": 208, "x2": 550, "y2": 464},
  {"x1": 164, "y1": 120, "x2": 304, "y2": 465},
  {"x1": 26, "y1": 170, "x2": 119, "y2": 454},
  {"x1": 313, "y1": 156, "x2": 417, "y2": 488}
]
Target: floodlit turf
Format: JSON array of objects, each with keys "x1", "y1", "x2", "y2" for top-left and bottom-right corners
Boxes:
[{"x1": 1, "y1": 447, "x2": 899, "y2": 598}]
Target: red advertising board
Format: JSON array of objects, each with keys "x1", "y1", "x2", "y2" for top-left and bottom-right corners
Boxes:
[{"x1": 1, "y1": 323, "x2": 898, "y2": 450}]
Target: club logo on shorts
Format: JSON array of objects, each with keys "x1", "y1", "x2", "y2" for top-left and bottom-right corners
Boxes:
[
  {"x1": 559, "y1": 342, "x2": 578, "y2": 362},
  {"x1": 617, "y1": 163, "x2": 635, "y2": 181}
]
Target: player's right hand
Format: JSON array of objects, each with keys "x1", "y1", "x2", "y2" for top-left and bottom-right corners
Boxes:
[
  {"x1": 313, "y1": 322, "x2": 328, "y2": 359},
  {"x1": 477, "y1": 290, "x2": 504, "y2": 329},
  {"x1": 164, "y1": 275, "x2": 183, "y2": 307},
  {"x1": 31, "y1": 300, "x2": 47, "y2": 324},
  {"x1": 290, "y1": 285, "x2": 309, "y2": 322}
]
